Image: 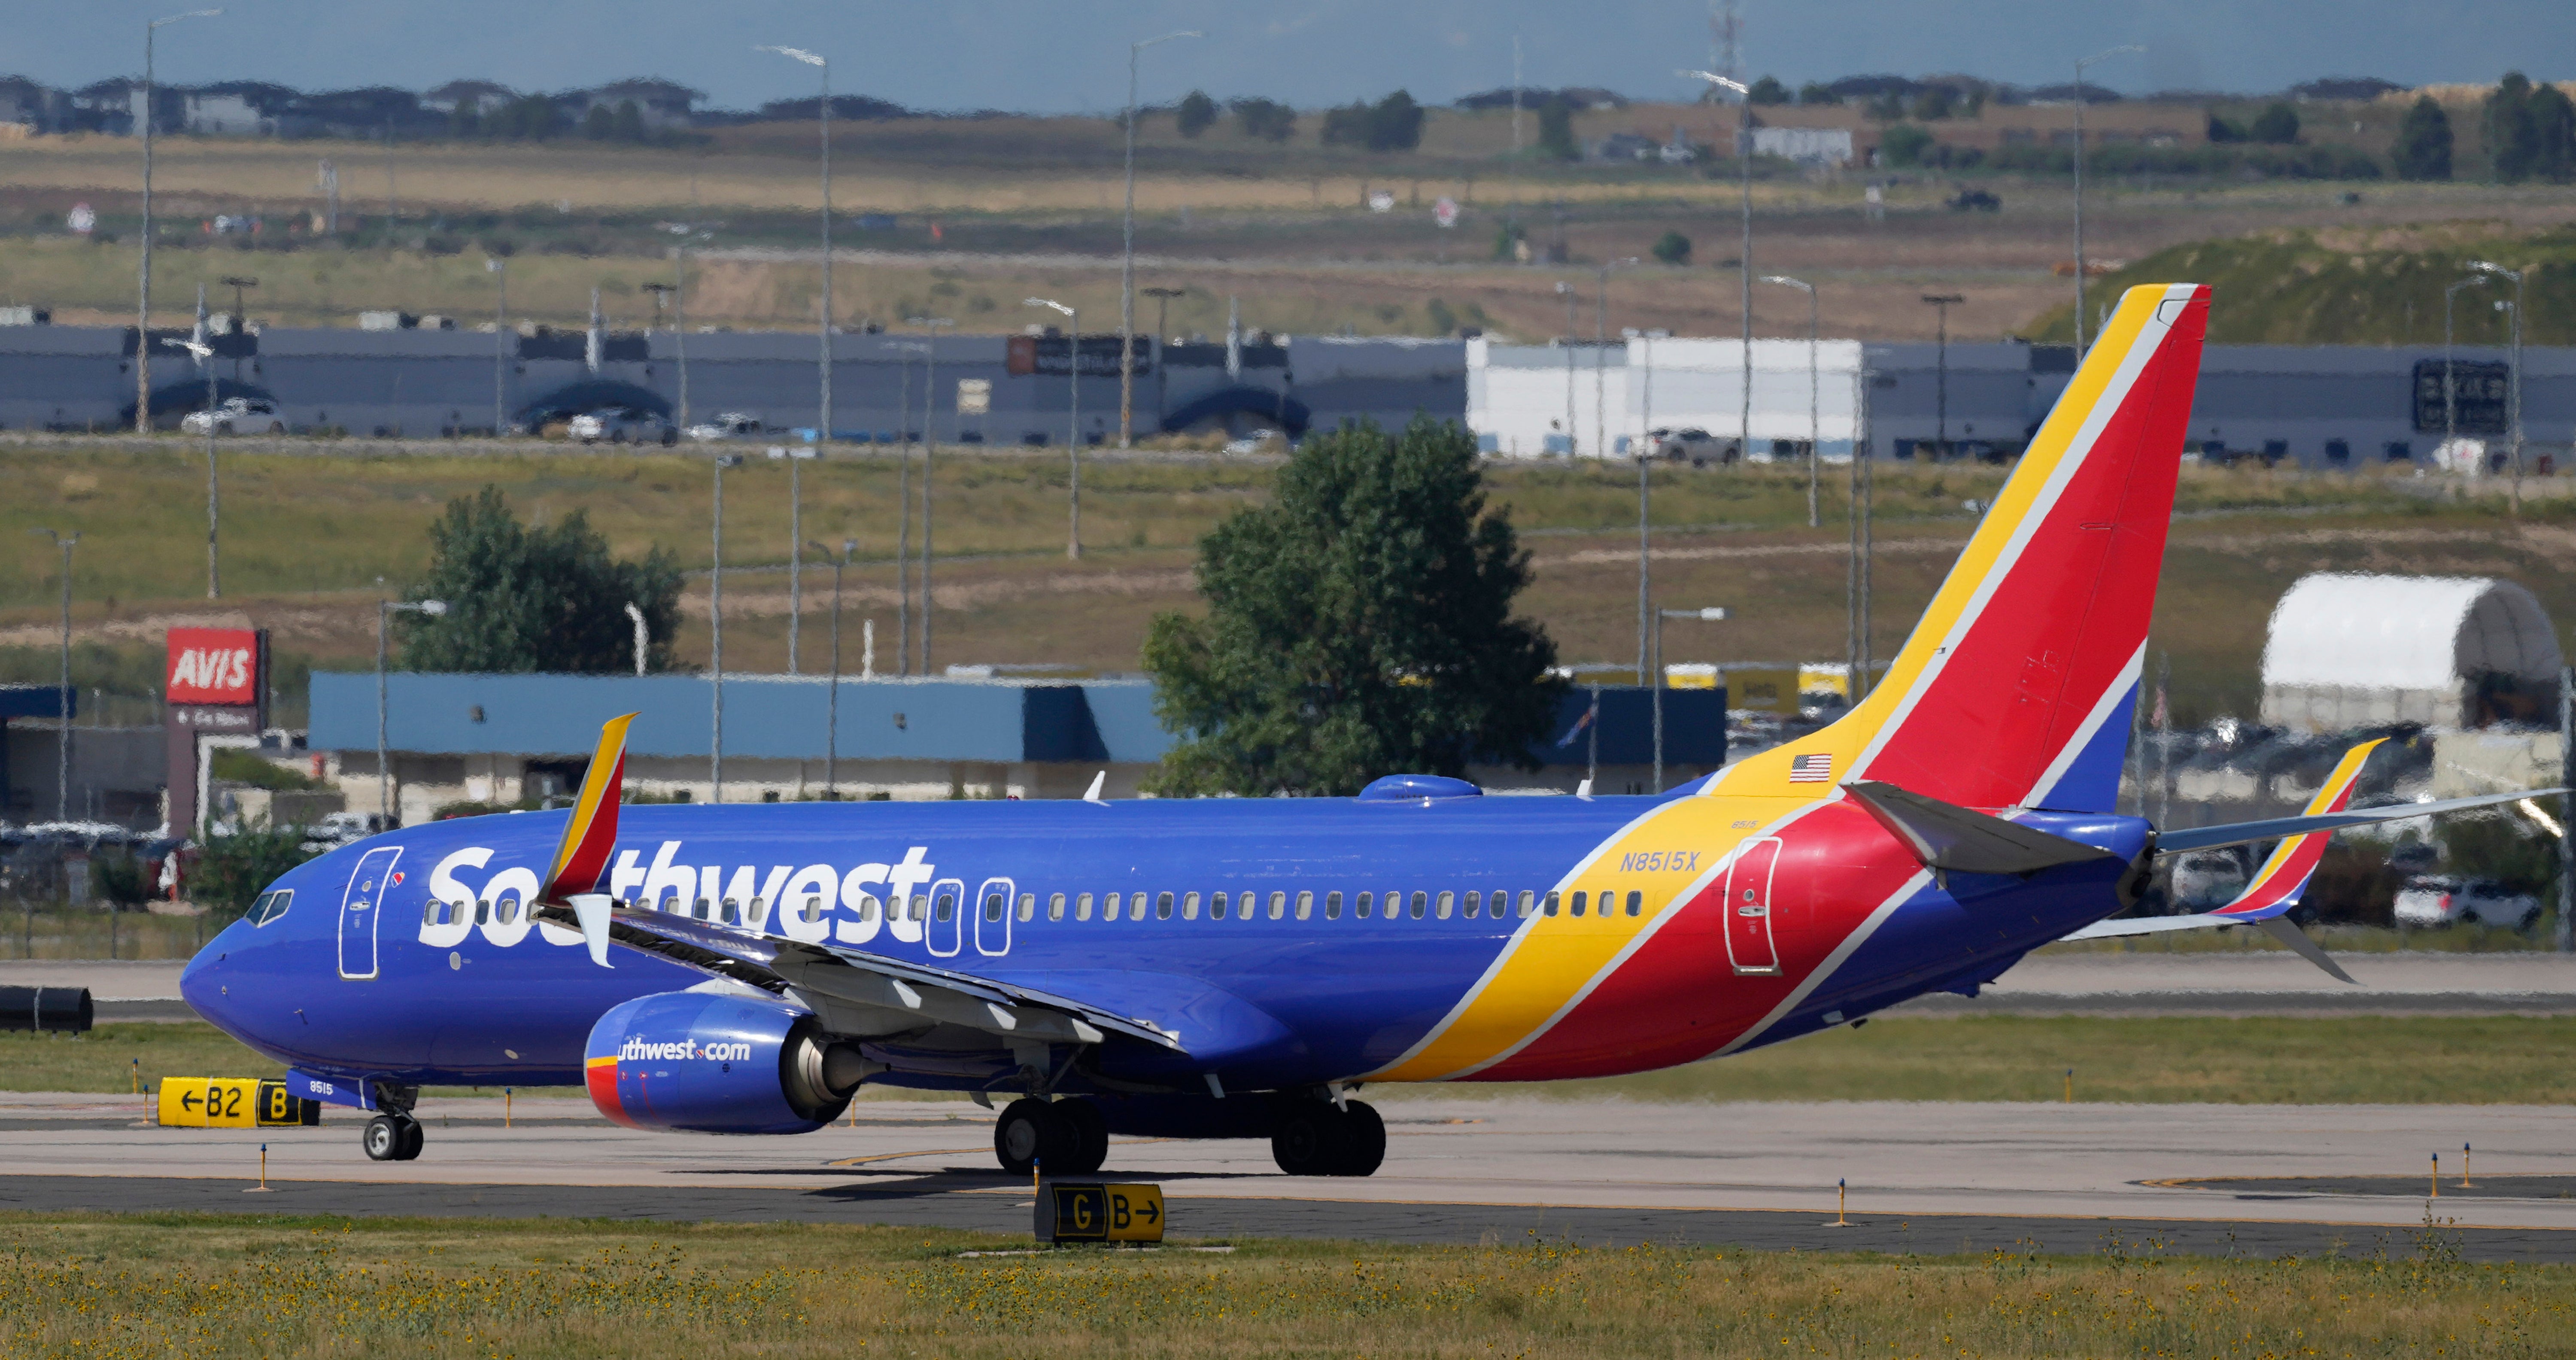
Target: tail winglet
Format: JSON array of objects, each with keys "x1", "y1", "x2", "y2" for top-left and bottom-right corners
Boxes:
[
  {"x1": 541, "y1": 713, "x2": 636, "y2": 902},
  {"x1": 2210, "y1": 737, "x2": 2387, "y2": 921}
]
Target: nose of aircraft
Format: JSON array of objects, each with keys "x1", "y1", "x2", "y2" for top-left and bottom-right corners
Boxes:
[{"x1": 179, "y1": 930, "x2": 237, "y2": 1029}]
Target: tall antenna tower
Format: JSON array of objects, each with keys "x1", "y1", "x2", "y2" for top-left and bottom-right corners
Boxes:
[{"x1": 1710, "y1": 0, "x2": 1742, "y2": 97}]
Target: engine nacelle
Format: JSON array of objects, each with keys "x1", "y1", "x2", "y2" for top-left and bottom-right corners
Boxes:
[{"x1": 583, "y1": 990, "x2": 880, "y2": 1134}]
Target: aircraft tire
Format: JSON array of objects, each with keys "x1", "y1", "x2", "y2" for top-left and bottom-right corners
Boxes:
[
  {"x1": 993, "y1": 1098, "x2": 1076, "y2": 1175},
  {"x1": 1331, "y1": 1101, "x2": 1385, "y2": 1177},
  {"x1": 1270, "y1": 1104, "x2": 1350, "y2": 1176},
  {"x1": 394, "y1": 1117, "x2": 425, "y2": 1161},
  {"x1": 1056, "y1": 1098, "x2": 1109, "y2": 1175},
  {"x1": 362, "y1": 1115, "x2": 401, "y2": 1162}
]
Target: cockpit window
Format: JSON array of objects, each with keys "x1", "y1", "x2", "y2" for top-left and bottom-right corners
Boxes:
[{"x1": 249, "y1": 890, "x2": 292, "y2": 926}]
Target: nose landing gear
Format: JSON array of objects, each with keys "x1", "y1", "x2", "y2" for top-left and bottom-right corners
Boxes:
[{"x1": 362, "y1": 1113, "x2": 423, "y2": 1161}]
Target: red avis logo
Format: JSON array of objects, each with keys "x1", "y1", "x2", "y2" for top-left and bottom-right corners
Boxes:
[{"x1": 166, "y1": 627, "x2": 260, "y2": 705}]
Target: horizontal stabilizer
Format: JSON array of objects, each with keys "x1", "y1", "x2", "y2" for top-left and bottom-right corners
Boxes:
[
  {"x1": 2156, "y1": 787, "x2": 2566, "y2": 855},
  {"x1": 1842, "y1": 780, "x2": 2120, "y2": 876},
  {"x1": 2059, "y1": 911, "x2": 2356, "y2": 984}
]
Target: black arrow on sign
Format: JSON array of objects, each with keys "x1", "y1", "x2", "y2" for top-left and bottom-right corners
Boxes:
[
  {"x1": 181, "y1": 1091, "x2": 202, "y2": 1111},
  {"x1": 1138, "y1": 1199, "x2": 1160, "y2": 1224}
]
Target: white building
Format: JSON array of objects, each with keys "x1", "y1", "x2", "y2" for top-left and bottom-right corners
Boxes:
[
  {"x1": 1467, "y1": 336, "x2": 1868, "y2": 459},
  {"x1": 2260, "y1": 574, "x2": 2562, "y2": 732}
]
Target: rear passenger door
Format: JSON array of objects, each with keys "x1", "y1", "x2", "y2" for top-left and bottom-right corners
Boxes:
[{"x1": 1722, "y1": 839, "x2": 1782, "y2": 975}]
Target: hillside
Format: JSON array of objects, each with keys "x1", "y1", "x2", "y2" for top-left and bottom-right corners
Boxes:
[{"x1": 2023, "y1": 222, "x2": 2576, "y2": 346}]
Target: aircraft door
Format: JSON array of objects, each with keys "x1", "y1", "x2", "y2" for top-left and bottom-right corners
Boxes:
[
  {"x1": 926, "y1": 877, "x2": 965, "y2": 957},
  {"x1": 974, "y1": 876, "x2": 1016, "y2": 957},
  {"x1": 1722, "y1": 838, "x2": 1782, "y2": 975},
  {"x1": 337, "y1": 846, "x2": 403, "y2": 981}
]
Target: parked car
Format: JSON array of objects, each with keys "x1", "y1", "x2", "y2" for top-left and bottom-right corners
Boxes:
[
  {"x1": 179, "y1": 397, "x2": 286, "y2": 435},
  {"x1": 298, "y1": 811, "x2": 396, "y2": 855},
  {"x1": 1646, "y1": 427, "x2": 1727, "y2": 465},
  {"x1": 2166, "y1": 850, "x2": 2249, "y2": 913},
  {"x1": 568, "y1": 408, "x2": 677, "y2": 445},
  {"x1": 2393, "y1": 875, "x2": 2540, "y2": 929},
  {"x1": 685, "y1": 411, "x2": 767, "y2": 442}
]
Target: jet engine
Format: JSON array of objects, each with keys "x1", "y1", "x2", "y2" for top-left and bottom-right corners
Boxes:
[{"x1": 583, "y1": 990, "x2": 881, "y2": 1134}]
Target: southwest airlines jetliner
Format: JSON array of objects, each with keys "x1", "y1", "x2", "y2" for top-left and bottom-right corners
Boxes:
[{"x1": 182, "y1": 285, "x2": 2551, "y2": 1176}]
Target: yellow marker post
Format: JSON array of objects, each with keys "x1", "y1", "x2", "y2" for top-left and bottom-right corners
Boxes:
[
  {"x1": 246, "y1": 1142, "x2": 273, "y2": 1193},
  {"x1": 2430, "y1": 1152, "x2": 2440, "y2": 1199},
  {"x1": 506, "y1": 1088, "x2": 513, "y2": 1129},
  {"x1": 2064, "y1": 1068, "x2": 2073, "y2": 1104},
  {"x1": 2462, "y1": 1142, "x2": 2473, "y2": 1190},
  {"x1": 1823, "y1": 1178, "x2": 1851, "y2": 1228}
]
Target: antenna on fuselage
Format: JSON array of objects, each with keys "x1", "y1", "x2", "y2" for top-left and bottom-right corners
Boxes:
[{"x1": 1083, "y1": 771, "x2": 1107, "y2": 804}]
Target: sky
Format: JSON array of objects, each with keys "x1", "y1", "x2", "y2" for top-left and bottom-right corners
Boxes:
[{"x1": 18, "y1": 1, "x2": 2574, "y2": 113}]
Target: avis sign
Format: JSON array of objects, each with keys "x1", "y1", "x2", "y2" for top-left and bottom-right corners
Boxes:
[{"x1": 167, "y1": 628, "x2": 262, "y2": 706}]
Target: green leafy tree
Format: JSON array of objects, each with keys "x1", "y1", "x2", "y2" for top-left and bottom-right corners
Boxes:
[
  {"x1": 580, "y1": 103, "x2": 616, "y2": 140},
  {"x1": 1367, "y1": 89, "x2": 1425, "y2": 151},
  {"x1": 1176, "y1": 89, "x2": 1219, "y2": 138},
  {"x1": 2206, "y1": 112, "x2": 2247, "y2": 144},
  {"x1": 2489, "y1": 73, "x2": 2538, "y2": 182},
  {"x1": 2391, "y1": 95, "x2": 2452, "y2": 181},
  {"x1": 1796, "y1": 82, "x2": 1842, "y2": 106},
  {"x1": 1913, "y1": 85, "x2": 1956, "y2": 121},
  {"x1": 1651, "y1": 230, "x2": 1692, "y2": 265},
  {"x1": 94, "y1": 852, "x2": 152, "y2": 909},
  {"x1": 1746, "y1": 76, "x2": 1790, "y2": 106},
  {"x1": 610, "y1": 99, "x2": 647, "y2": 143},
  {"x1": 194, "y1": 822, "x2": 319, "y2": 917},
  {"x1": 399, "y1": 486, "x2": 684, "y2": 673},
  {"x1": 447, "y1": 98, "x2": 483, "y2": 139},
  {"x1": 2250, "y1": 101, "x2": 2301, "y2": 145},
  {"x1": 2528, "y1": 83, "x2": 2576, "y2": 182},
  {"x1": 1142, "y1": 418, "x2": 1565, "y2": 796},
  {"x1": 1536, "y1": 96, "x2": 1579, "y2": 160},
  {"x1": 1320, "y1": 100, "x2": 1370, "y2": 147},
  {"x1": 1880, "y1": 123, "x2": 1935, "y2": 167},
  {"x1": 1230, "y1": 97, "x2": 1296, "y2": 141}
]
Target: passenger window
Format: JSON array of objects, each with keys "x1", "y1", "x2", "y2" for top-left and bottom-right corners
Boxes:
[
  {"x1": 721, "y1": 898, "x2": 739, "y2": 925},
  {"x1": 1518, "y1": 890, "x2": 1537, "y2": 918},
  {"x1": 1017, "y1": 893, "x2": 1037, "y2": 923},
  {"x1": 1103, "y1": 892, "x2": 1121, "y2": 920},
  {"x1": 499, "y1": 898, "x2": 523, "y2": 926},
  {"x1": 936, "y1": 892, "x2": 956, "y2": 922},
  {"x1": 1410, "y1": 891, "x2": 1428, "y2": 920},
  {"x1": 1323, "y1": 891, "x2": 1340, "y2": 920},
  {"x1": 855, "y1": 893, "x2": 880, "y2": 923},
  {"x1": 1436, "y1": 891, "x2": 1455, "y2": 920},
  {"x1": 415, "y1": 897, "x2": 436, "y2": 929},
  {"x1": 1183, "y1": 891, "x2": 1202, "y2": 920},
  {"x1": 1130, "y1": 893, "x2": 1148, "y2": 922},
  {"x1": 478, "y1": 899, "x2": 494, "y2": 925},
  {"x1": 1570, "y1": 891, "x2": 1586, "y2": 917},
  {"x1": 801, "y1": 896, "x2": 826, "y2": 924},
  {"x1": 1543, "y1": 892, "x2": 1561, "y2": 917},
  {"x1": 1270, "y1": 891, "x2": 1288, "y2": 920},
  {"x1": 1462, "y1": 890, "x2": 1481, "y2": 920},
  {"x1": 1075, "y1": 892, "x2": 1094, "y2": 922},
  {"x1": 1156, "y1": 892, "x2": 1175, "y2": 920},
  {"x1": 1626, "y1": 890, "x2": 1643, "y2": 917},
  {"x1": 1048, "y1": 893, "x2": 1066, "y2": 922},
  {"x1": 1239, "y1": 893, "x2": 1258, "y2": 921},
  {"x1": 1355, "y1": 891, "x2": 1373, "y2": 920}
]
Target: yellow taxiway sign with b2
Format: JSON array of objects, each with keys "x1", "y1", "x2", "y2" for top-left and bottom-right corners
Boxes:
[{"x1": 155, "y1": 1078, "x2": 321, "y2": 1129}]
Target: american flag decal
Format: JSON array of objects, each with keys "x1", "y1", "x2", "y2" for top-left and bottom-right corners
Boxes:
[{"x1": 1788, "y1": 753, "x2": 1834, "y2": 783}]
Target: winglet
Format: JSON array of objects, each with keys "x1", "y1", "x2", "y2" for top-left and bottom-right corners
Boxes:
[
  {"x1": 568, "y1": 892, "x2": 615, "y2": 968},
  {"x1": 542, "y1": 713, "x2": 637, "y2": 902},
  {"x1": 2210, "y1": 737, "x2": 2387, "y2": 923},
  {"x1": 1083, "y1": 770, "x2": 1107, "y2": 804}
]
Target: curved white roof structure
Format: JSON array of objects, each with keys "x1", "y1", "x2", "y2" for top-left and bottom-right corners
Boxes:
[{"x1": 2260, "y1": 574, "x2": 2561, "y2": 731}]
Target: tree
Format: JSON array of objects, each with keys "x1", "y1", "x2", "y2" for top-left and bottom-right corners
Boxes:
[
  {"x1": 580, "y1": 103, "x2": 616, "y2": 140},
  {"x1": 1492, "y1": 221, "x2": 1526, "y2": 262},
  {"x1": 1320, "y1": 100, "x2": 1371, "y2": 147},
  {"x1": 2489, "y1": 73, "x2": 2539, "y2": 182},
  {"x1": 1230, "y1": 96, "x2": 1295, "y2": 142},
  {"x1": 193, "y1": 822, "x2": 318, "y2": 917},
  {"x1": 2391, "y1": 95, "x2": 2452, "y2": 181},
  {"x1": 1651, "y1": 230, "x2": 1692, "y2": 265},
  {"x1": 1796, "y1": 82, "x2": 1842, "y2": 106},
  {"x1": 447, "y1": 98, "x2": 483, "y2": 139},
  {"x1": 2249, "y1": 101, "x2": 2301, "y2": 145},
  {"x1": 399, "y1": 486, "x2": 685, "y2": 673},
  {"x1": 610, "y1": 98, "x2": 647, "y2": 143},
  {"x1": 2205, "y1": 112, "x2": 2247, "y2": 144},
  {"x1": 1535, "y1": 96, "x2": 1578, "y2": 160},
  {"x1": 1746, "y1": 76, "x2": 1791, "y2": 106},
  {"x1": 1913, "y1": 85, "x2": 1956, "y2": 121},
  {"x1": 2530, "y1": 83, "x2": 2576, "y2": 182},
  {"x1": 1176, "y1": 89, "x2": 1219, "y2": 138},
  {"x1": 1142, "y1": 418, "x2": 1565, "y2": 796},
  {"x1": 1367, "y1": 89, "x2": 1425, "y2": 152},
  {"x1": 1880, "y1": 123, "x2": 1935, "y2": 168}
]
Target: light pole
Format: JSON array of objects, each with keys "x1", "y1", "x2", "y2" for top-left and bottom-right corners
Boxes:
[
  {"x1": 624, "y1": 600, "x2": 647, "y2": 675},
  {"x1": 885, "y1": 340, "x2": 929, "y2": 674},
  {"x1": 1653, "y1": 606, "x2": 1729, "y2": 794},
  {"x1": 2071, "y1": 45, "x2": 2143, "y2": 358},
  {"x1": 907, "y1": 316, "x2": 954, "y2": 674},
  {"x1": 1762, "y1": 275, "x2": 1821, "y2": 527},
  {"x1": 1594, "y1": 257, "x2": 1637, "y2": 467},
  {"x1": 29, "y1": 530, "x2": 78, "y2": 820},
  {"x1": 1027, "y1": 298, "x2": 1083, "y2": 558},
  {"x1": 1120, "y1": 29, "x2": 1202, "y2": 449},
  {"x1": 377, "y1": 597, "x2": 447, "y2": 826},
  {"x1": 2471, "y1": 260, "x2": 2525, "y2": 511},
  {"x1": 1922, "y1": 293, "x2": 1963, "y2": 460},
  {"x1": 2442, "y1": 274, "x2": 2488, "y2": 467},
  {"x1": 1555, "y1": 280, "x2": 1576, "y2": 453},
  {"x1": 1680, "y1": 70, "x2": 1753, "y2": 462},
  {"x1": 1143, "y1": 285, "x2": 1184, "y2": 430},
  {"x1": 137, "y1": 8, "x2": 223, "y2": 434},
  {"x1": 663, "y1": 224, "x2": 711, "y2": 431},
  {"x1": 758, "y1": 45, "x2": 832, "y2": 442},
  {"x1": 486, "y1": 257, "x2": 508, "y2": 434},
  {"x1": 808, "y1": 537, "x2": 854, "y2": 797},
  {"x1": 160, "y1": 334, "x2": 219, "y2": 596},
  {"x1": 768, "y1": 445, "x2": 817, "y2": 670},
  {"x1": 711, "y1": 453, "x2": 742, "y2": 803}
]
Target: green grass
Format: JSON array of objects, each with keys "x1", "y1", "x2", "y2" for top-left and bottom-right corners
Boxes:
[
  {"x1": 0, "y1": 1213, "x2": 2564, "y2": 1359},
  {"x1": 18, "y1": 1016, "x2": 2574, "y2": 1106},
  {"x1": 0, "y1": 911, "x2": 220, "y2": 962}
]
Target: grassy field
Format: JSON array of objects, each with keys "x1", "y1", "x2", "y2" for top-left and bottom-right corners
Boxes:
[
  {"x1": 0, "y1": 1213, "x2": 2562, "y2": 1359},
  {"x1": 15, "y1": 1016, "x2": 2573, "y2": 1106},
  {"x1": 0, "y1": 911, "x2": 223, "y2": 962}
]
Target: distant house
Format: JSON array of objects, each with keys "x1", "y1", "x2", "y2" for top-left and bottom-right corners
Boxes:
[
  {"x1": 184, "y1": 82, "x2": 295, "y2": 135},
  {"x1": 421, "y1": 79, "x2": 515, "y2": 114},
  {"x1": 0, "y1": 76, "x2": 70, "y2": 132},
  {"x1": 276, "y1": 87, "x2": 435, "y2": 139},
  {"x1": 1747, "y1": 126, "x2": 1853, "y2": 168},
  {"x1": 562, "y1": 78, "x2": 701, "y2": 131}
]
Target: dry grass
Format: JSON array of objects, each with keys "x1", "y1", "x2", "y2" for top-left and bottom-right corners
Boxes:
[{"x1": 0, "y1": 1213, "x2": 2565, "y2": 1358}]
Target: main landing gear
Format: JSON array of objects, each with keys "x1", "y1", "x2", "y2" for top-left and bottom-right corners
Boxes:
[
  {"x1": 362, "y1": 1113, "x2": 423, "y2": 1161},
  {"x1": 993, "y1": 1097, "x2": 1109, "y2": 1176},
  {"x1": 1271, "y1": 1099, "x2": 1384, "y2": 1177}
]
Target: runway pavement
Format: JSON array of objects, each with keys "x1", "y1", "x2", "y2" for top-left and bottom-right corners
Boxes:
[{"x1": 3, "y1": 1091, "x2": 2570, "y2": 1262}]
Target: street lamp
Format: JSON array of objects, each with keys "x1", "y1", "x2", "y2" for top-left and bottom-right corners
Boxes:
[
  {"x1": 160, "y1": 333, "x2": 220, "y2": 596},
  {"x1": 2442, "y1": 273, "x2": 2488, "y2": 468},
  {"x1": 1681, "y1": 69, "x2": 1754, "y2": 464},
  {"x1": 767, "y1": 445, "x2": 817, "y2": 671},
  {"x1": 1922, "y1": 293, "x2": 1964, "y2": 460},
  {"x1": 662, "y1": 223, "x2": 714, "y2": 431},
  {"x1": 1120, "y1": 29, "x2": 1202, "y2": 448},
  {"x1": 1142, "y1": 285, "x2": 1184, "y2": 429},
  {"x1": 1594, "y1": 256, "x2": 1638, "y2": 469},
  {"x1": 1554, "y1": 280, "x2": 1576, "y2": 454},
  {"x1": 711, "y1": 453, "x2": 743, "y2": 803},
  {"x1": 137, "y1": 8, "x2": 223, "y2": 434},
  {"x1": 1027, "y1": 297, "x2": 1083, "y2": 558},
  {"x1": 486, "y1": 257, "x2": 509, "y2": 435},
  {"x1": 1762, "y1": 275, "x2": 1821, "y2": 527},
  {"x1": 757, "y1": 45, "x2": 832, "y2": 443},
  {"x1": 1653, "y1": 606, "x2": 1729, "y2": 793},
  {"x1": 2071, "y1": 45, "x2": 2143, "y2": 358},
  {"x1": 906, "y1": 316, "x2": 954, "y2": 674},
  {"x1": 2470, "y1": 260, "x2": 2525, "y2": 510},
  {"x1": 29, "y1": 530, "x2": 78, "y2": 820},
  {"x1": 808, "y1": 537, "x2": 855, "y2": 797},
  {"x1": 884, "y1": 339, "x2": 929, "y2": 675},
  {"x1": 377, "y1": 596, "x2": 447, "y2": 826}
]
